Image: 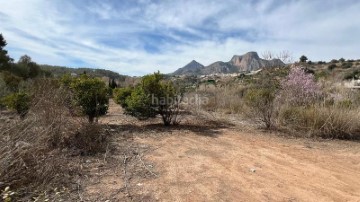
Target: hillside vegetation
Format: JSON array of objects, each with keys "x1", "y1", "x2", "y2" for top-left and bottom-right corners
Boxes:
[
  {"x1": 40, "y1": 64, "x2": 129, "y2": 81},
  {"x1": 1, "y1": 33, "x2": 360, "y2": 201}
]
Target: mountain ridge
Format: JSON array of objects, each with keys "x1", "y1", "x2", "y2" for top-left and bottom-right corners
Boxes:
[{"x1": 172, "y1": 51, "x2": 285, "y2": 75}]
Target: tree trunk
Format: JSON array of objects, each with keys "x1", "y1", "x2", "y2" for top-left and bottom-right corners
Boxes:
[{"x1": 88, "y1": 115, "x2": 94, "y2": 123}]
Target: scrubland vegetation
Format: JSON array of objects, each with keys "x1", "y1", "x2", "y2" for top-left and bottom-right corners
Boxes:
[
  {"x1": 0, "y1": 78, "x2": 109, "y2": 201},
  {"x1": 1, "y1": 32, "x2": 360, "y2": 200},
  {"x1": 192, "y1": 64, "x2": 360, "y2": 139},
  {"x1": 1, "y1": 34, "x2": 110, "y2": 200}
]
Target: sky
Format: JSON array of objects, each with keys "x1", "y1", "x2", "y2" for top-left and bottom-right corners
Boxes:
[{"x1": 0, "y1": 0, "x2": 359, "y2": 76}]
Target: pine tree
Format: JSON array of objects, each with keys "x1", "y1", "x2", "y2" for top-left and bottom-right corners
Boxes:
[
  {"x1": 0, "y1": 34, "x2": 13, "y2": 70},
  {"x1": 110, "y1": 79, "x2": 118, "y2": 89}
]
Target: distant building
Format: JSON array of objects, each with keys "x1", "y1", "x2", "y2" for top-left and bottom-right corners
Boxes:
[{"x1": 344, "y1": 79, "x2": 360, "y2": 89}]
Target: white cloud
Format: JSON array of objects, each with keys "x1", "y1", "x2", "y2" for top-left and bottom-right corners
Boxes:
[{"x1": 0, "y1": 0, "x2": 359, "y2": 76}]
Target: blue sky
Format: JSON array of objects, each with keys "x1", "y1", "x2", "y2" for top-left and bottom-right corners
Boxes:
[{"x1": 0, "y1": 0, "x2": 359, "y2": 76}]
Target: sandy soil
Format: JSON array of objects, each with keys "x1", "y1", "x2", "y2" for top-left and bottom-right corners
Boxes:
[
  {"x1": 138, "y1": 131, "x2": 360, "y2": 202},
  {"x1": 90, "y1": 100, "x2": 360, "y2": 202}
]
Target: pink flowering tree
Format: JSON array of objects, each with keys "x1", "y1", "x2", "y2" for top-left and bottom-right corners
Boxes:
[{"x1": 279, "y1": 67, "x2": 321, "y2": 106}]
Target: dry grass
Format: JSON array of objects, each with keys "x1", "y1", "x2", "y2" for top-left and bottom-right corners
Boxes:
[
  {"x1": 277, "y1": 87, "x2": 360, "y2": 139},
  {"x1": 0, "y1": 79, "x2": 109, "y2": 200},
  {"x1": 279, "y1": 105, "x2": 360, "y2": 139},
  {"x1": 191, "y1": 79, "x2": 360, "y2": 139},
  {"x1": 188, "y1": 85, "x2": 246, "y2": 114}
]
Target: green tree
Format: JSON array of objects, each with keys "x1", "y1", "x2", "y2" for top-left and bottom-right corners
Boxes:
[
  {"x1": 331, "y1": 59, "x2": 338, "y2": 63},
  {"x1": 17, "y1": 55, "x2": 41, "y2": 78},
  {"x1": 109, "y1": 78, "x2": 118, "y2": 89},
  {"x1": 0, "y1": 34, "x2": 13, "y2": 71},
  {"x1": 299, "y1": 55, "x2": 308, "y2": 63},
  {"x1": 121, "y1": 72, "x2": 183, "y2": 126},
  {"x1": 70, "y1": 75, "x2": 109, "y2": 122}
]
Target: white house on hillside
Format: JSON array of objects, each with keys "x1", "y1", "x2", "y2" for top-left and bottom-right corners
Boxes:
[{"x1": 344, "y1": 79, "x2": 360, "y2": 89}]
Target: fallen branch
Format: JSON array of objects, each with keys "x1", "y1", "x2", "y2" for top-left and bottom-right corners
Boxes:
[
  {"x1": 137, "y1": 154, "x2": 157, "y2": 177},
  {"x1": 122, "y1": 154, "x2": 130, "y2": 197}
]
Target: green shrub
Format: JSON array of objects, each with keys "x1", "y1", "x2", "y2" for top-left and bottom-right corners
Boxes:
[
  {"x1": 343, "y1": 70, "x2": 359, "y2": 80},
  {"x1": 60, "y1": 73, "x2": 73, "y2": 87},
  {"x1": 1, "y1": 71, "x2": 22, "y2": 91},
  {"x1": 341, "y1": 62, "x2": 352, "y2": 69},
  {"x1": 113, "y1": 87, "x2": 133, "y2": 108},
  {"x1": 328, "y1": 64, "x2": 337, "y2": 70},
  {"x1": 69, "y1": 75, "x2": 109, "y2": 122},
  {"x1": 2, "y1": 92, "x2": 30, "y2": 118},
  {"x1": 0, "y1": 74, "x2": 11, "y2": 107},
  {"x1": 125, "y1": 87, "x2": 157, "y2": 119},
  {"x1": 122, "y1": 72, "x2": 183, "y2": 126}
]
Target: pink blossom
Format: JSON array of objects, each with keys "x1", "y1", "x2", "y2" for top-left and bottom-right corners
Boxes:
[{"x1": 280, "y1": 67, "x2": 321, "y2": 105}]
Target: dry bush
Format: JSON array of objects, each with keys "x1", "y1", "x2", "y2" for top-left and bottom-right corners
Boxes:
[
  {"x1": 243, "y1": 87, "x2": 277, "y2": 129},
  {"x1": 274, "y1": 67, "x2": 360, "y2": 139},
  {"x1": 64, "y1": 123, "x2": 108, "y2": 155},
  {"x1": 184, "y1": 69, "x2": 360, "y2": 140},
  {"x1": 278, "y1": 105, "x2": 360, "y2": 139},
  {"x1": 0, "y1": 79, "x2": 108, "y2": 199},
  {"x1": 193, "y1": 85, "x2": 246, "y2": 114},
  {"x1": 277, "y1": 83, "x2": 360, "y2": 139}
]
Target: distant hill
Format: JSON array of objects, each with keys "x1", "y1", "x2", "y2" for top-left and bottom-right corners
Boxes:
[
  {"x1": 171, "y1": 60, "x2": 204, "y2": 75},
  {"x1": 40, "y1": 65, "x2": 128, "y2": 81},
  {"x1": 172, "y1": 51, "x2": 285, "y2": 75}
]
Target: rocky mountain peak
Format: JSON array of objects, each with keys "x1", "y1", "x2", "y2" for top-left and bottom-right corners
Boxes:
[
  {"x1": 230, "y1": 52, "x2": 260, "y2": 67},
  {"x1": 188, "y1": 60, "x2": 201, "y2": 65},
  {"x1": 171, "y1": 60, "x2": 204, "y2": 75},
  {"x1": 172, "y1": 51, "x2": 285, "y2": 75}
]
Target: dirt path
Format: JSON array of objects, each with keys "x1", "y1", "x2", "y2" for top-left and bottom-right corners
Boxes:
[
  {"x1": 138, "y1": 131, "x2": 360, "y2": 202},
  {"x1": 95, "y1": 100, "x2": 360, "y2": 202}
]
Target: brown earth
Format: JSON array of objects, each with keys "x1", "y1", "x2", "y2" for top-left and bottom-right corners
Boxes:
[{"x1": 85, "y1": 100, "x2": 360, "y2": 202}]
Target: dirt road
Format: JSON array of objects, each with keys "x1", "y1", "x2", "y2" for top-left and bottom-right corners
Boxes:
[
  {"x1": 137, "y1": 130, "x2": 360, "y2": 202},
  {"x1": 95, "y1": 100, "x2": 360, "y2": 202}
]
